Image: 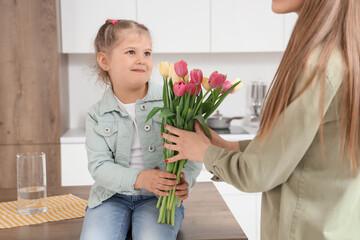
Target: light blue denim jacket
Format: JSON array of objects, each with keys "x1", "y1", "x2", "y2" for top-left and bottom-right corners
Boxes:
[{"x1": 85, "y1": 81, "x2": 202, "y2": 208}]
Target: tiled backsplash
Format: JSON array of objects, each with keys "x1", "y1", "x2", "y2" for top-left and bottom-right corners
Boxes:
[{"x1": 62, "y1": 52, "x2": 283, "y2": 131}]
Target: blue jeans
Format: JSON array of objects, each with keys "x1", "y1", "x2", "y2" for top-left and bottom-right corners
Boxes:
[{"x1": 80, "y1": 194, "x2": 184, "y2": 240}]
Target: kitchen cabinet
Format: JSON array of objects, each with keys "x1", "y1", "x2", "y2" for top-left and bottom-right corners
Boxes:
[
  {"x1": 137, "y1": 0, "x2": 210, "y2": 53},
  {"x1": 60, "y1": 0, "x2": 294, "y2": 54},
  {"x1": 214, "y1": 182, "x2": 261, "y2": 240},
  {"x1": 211, "y1": 0, "x2": 284, "y2": 52},
  {"x1": 60, "y1": 0, "x2": 136, "y2": 53}
]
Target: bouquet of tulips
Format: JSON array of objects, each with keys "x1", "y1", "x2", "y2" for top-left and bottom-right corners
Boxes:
[{"x1": 146, "y1": 60, "x2": 242, "y2": 226}]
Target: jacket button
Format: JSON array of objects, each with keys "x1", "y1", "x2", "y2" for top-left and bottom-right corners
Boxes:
[
  {"x1": 104, "y1": 127, "x2": 111, "y2": 133},
  {"x1": 144, "y1": 124, "x2": 151, "y2": 132},
  {"x1": 140, "y1": 104, "x2": 147, "y2": 110},
  {"x1": 148, "y1": 145, "x2": 155, "y2": 152}
]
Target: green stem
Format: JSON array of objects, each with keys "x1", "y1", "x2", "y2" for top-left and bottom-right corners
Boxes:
[
  {"x1": 156, "y1": 196, "x2": 163, "y2": 208},
  {"x1": 194, "y1": 89, "x2": 211, "y2": 116},
  {"x1": 158, "y1": 196, "x2": 167, "y2": 223},
  {"x1": 171, "y1": 200, "x2": 176, "y2": 226}
]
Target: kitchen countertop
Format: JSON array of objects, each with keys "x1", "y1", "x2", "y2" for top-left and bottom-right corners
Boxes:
[{"x1": 61, "y1": 125, "x2": 257, "y2": 144}]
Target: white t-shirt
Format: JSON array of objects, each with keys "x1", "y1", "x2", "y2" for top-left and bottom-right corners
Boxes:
[
  {"x1": 115, "y1": 96, "x2": 153, "y2": 196},
  {"x1": 115, "y1": 97, "x2": 145, "y2": 170}
]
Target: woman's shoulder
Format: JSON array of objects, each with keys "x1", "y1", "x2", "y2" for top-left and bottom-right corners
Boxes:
[{"x1": 308, "y1": 44, "x2": 344, "y2": 91}]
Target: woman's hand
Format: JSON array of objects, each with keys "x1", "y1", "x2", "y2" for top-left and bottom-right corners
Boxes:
[
  {"x1": 162, "y1": 121, "x2": 211, "y2": 163},
  {"x1": 175, "y1": 172, "x2": 189, "y2": 201},
  {"x1": 134, "y1": 169, "x2": 177, "y2": 196}
]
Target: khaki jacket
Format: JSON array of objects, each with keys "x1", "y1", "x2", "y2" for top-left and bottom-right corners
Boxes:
[{"x1": 204, "y1": 46, "x2": 360, "y2": 239}]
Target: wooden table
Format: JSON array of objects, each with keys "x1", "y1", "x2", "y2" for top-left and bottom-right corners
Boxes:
[{"x1": 0, "y1": 182, "x2": 247, "y2": 240}]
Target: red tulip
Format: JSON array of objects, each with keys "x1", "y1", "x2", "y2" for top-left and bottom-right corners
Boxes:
[
  {"x1": 190, "y1": 69, "x2": 203, "y2": 85},
  {"x1": 173, "y1": 81, "x2": 187, "y2": 97},
  {"x1": 174, "y1": 60, "x2": 188, "y2": 78},
  {"x1": 221, "y1": 81, "x2": 233, "y2": 94},
  {"x1": 186, "y1": 82, "x2": 201, "y2": 96},
  {"x1": 209, "y1": 71, "x2": 226, "y2": 89}
]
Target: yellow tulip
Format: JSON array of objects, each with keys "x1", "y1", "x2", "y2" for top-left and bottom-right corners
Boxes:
[
  {"x1": 230, "y1": 78, "x2": 243, "y2": 93},
  {"x1": 183, "y1": 74, "x2": 189, "y2": 83},
  {"x1": 158, "y1": 61, "x2": 171, "y2": 78},
  {"x1": 202, "y1": 77, "x2": 212, "y2": 91},
  {"x1": 169, "y1": 63, "x2": 183, "y2": 83}
]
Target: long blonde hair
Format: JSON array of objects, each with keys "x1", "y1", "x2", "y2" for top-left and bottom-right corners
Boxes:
[{"x1": 259, "y1": 0, "x2": 360, "y2": 172}]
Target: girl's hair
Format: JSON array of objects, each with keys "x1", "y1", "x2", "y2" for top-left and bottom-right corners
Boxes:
[
  {"x1": 259, "y1": 0, "x2": 360, "y2": 173},
  {"x1": 94, "y1": 19, "x2": 151, "y2": 85}
]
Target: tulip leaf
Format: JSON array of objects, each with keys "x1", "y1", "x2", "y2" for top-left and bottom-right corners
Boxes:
[
  {"x1": 176, "y1": 105, "x2": 184, "y2": 127},
  {"x1": 201, "y1": 102, "x2": 212, "y2": 114},
  {"x1": 194, "y1": 114, "x2": 211, "y2": 139},
  {"x1": 185, "y1": 109, "x2": 194, "y2": 123},
  {"x1": 182, "y1": 93, "x2": 191, "y2": 118},
  {"x1": 159, "y1": 108, "x2": 175, "y2": 119},
  {"x1": 146, "y1": 107, "x2": 162, "y2": 122},
  {"x1": 178, "y1": 96, "x2": 184, "y2": 114},
  {"x1": 213, "y1": 87, "x2": 222, "y2": 103},
  {"x1": 168, "y1": 79, "x2": 175, "y2": 101},
  {"x1": 203, "y1": 81, "x2": 240, "y2": 119},
  {"x1": 171, "y1": 97, "x2": 178, "y2": 113}
]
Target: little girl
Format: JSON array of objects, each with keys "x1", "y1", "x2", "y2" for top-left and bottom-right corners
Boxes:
[{"x1": 80, "y1": 19, "x2": 202, "y2": 240}]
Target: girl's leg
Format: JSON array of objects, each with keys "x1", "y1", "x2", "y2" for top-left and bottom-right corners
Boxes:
[
  {"x1": 132, "y1": 196, "x2": 184, "y2": 240},
  {"x1": 80, "y1": 194, "x2": 132, "y2": 240}
]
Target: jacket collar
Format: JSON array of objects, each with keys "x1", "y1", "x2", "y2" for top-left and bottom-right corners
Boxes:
[{"x1": 99, "y1": 80, "x2": 162, "y2": 116}]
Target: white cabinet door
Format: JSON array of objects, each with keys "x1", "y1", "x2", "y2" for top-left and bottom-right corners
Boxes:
[
  {"x1": 211, "y1": 0, "x2": 284, "y2": 52},
  {"x1": 60, "y1": 0, "x2": 136, "y2": 53},
  {"x1": 215, "y1": 182, "x2": 262, "y2": 240},
  {"x1": 61, "y1": 143, "x2": 94, "y2": 186},
  {"x1": 283, "y1": 13, "x2": 298, "y2": 48},
  {"x1": 137, "y1": 0, "x2": 210, "y2": 53}
]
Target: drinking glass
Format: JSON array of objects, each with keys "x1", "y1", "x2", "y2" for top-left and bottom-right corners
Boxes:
[{"x1": 16, "y1": 152, "x2": 47, "y2": 215}]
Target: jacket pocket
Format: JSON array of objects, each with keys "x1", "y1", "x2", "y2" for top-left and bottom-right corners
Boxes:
[{"x1": 94, "y1": 122, "x2": 118, "y2": 152}]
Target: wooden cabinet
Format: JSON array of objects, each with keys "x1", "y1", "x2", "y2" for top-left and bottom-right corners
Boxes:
[
  {"x1": 0, "y1": 0, "x2": 61, "y2": 188},
  {"x1": 60, "y1": 0, "x2": 136, "y2": 53},
  {"x1": 137, "y1": 0, "x2": 210, "y2": 53},
  {"x1": 211, "y1": 0, "x2": 284, "y2": 52}
]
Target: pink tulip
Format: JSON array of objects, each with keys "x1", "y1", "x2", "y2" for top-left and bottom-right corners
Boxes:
[
  {"x1": 190, "y1": 69, "x2": 203, "y2": 85},
  {"x1": 209, "y1": 71, "x2": 226, "y2": 89},
  {"x1": 174, "y1": 60, "x2": 188, "y2": 77},
  {"x1": 173, "y1": 81, "x2": 187, "y2": 97},
  {"x1": 186, "y1": 82, "x2": 201, "y2": 96},
  {"x1": 221, "y1": 81, "x2": 233, "y2": 94}
]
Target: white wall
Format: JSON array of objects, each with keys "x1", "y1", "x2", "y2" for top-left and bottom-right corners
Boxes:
[{"x1": 65, "y1": 52, "x2": 283, "y2": 130}]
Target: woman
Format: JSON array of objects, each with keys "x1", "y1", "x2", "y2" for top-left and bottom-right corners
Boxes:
[{"x1": 162, "y1": 0, "x2": 360, "y2": 239}]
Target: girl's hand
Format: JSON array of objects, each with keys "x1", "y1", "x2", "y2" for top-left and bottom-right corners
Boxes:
[
  {"x1": 134, "y1": 169, "x2": 177, "y2": 196},
  {"x1": 175, "y1": 172, "x2": 189, "y2": 201},
  {"x1": 162, "y1": 121, "x2": 211, "y2": 163}
]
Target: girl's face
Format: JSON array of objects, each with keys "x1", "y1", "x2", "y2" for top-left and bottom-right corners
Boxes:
[
  {"x1": 272, "y1": 0, "x2": 305, "y2": 14},
  {"x1": 106, "y1": 30, "x2": 153, "y2": 95}
]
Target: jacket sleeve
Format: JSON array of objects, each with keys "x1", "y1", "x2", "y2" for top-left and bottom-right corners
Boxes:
[
  {"x1": 204, "y1": 51, "x2": 343, "y2": 193},
  {"x1": 85, "y1": 112, "x2": 141, "y2": 193}
]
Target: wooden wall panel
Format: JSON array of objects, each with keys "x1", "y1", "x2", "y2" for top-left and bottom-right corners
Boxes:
[
  {"x1": 0, "y1": 0, "x2": 61, "y2": 145},
  {"x1": 0, "y1": 144, "x2": 61, "y2": 188},
  {"x1": 0, "y1": 0, "x2": 61, "y2": 188}
]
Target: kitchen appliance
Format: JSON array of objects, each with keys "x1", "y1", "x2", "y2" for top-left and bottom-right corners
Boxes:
[
  {"x1": 206, "y1": 110, "x2": 244, "y2": 129},
  {"x1": 249, "y1": 82, "x2": 267, "y2": 122}
]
